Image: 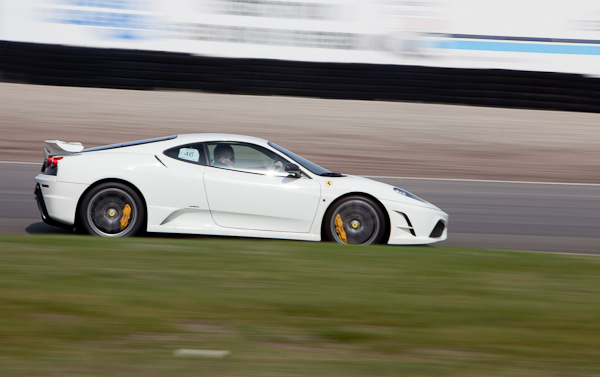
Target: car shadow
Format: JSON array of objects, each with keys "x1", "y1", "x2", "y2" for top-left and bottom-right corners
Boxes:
[
  {"x1": 24, "y1": 223, "x2": 425, "y2": 246},
  {"x1": 25, "y1": 222, "x2": 73, "y2": 234},
  {"x1": 24, "y1": 222, "x2": 208, "y2": 239}
]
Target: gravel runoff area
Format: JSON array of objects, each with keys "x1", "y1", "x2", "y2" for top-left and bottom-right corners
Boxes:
[{"x1": 1, "y1": 82, "x2": 599, "y2": 183}]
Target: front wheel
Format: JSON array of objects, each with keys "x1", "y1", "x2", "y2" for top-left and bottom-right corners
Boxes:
[
  {"x1": 324, "y1": 196, "x2": 386, "y2": 245},
  {"x1": 78, "y1": 182, "x2": 145, "y2": 237}
]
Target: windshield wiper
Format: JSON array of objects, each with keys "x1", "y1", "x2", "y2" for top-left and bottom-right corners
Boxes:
[{"x1": 319, "y1": 172, "x2": 344, "y2": 177}]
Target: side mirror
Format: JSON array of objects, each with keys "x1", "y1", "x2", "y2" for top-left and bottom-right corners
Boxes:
[{"x1": 285, "y1": 163, "x2": 302, "y2": 178}]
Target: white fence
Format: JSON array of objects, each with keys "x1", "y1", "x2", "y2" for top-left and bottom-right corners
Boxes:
[{"x1": 1, "y1": 0, "x2": 600, "y2": 77}]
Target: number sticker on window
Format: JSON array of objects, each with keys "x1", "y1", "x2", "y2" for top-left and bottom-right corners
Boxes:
[{"x1": 178, "y1": 148, "x2": 200, "y2": 162}]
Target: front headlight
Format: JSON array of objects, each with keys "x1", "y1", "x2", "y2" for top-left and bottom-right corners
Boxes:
[{"x1": 393, "y1": 187, "x2": 429, "y2": 204}]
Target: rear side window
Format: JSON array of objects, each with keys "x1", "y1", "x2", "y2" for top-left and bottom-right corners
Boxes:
[{"x1": 163, "y1": 143, "x2": 208, "y2": 165}]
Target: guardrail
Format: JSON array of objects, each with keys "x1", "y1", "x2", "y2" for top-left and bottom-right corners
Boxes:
[{"x1": 2, "y1": 40, "x2": 600, "y2": 113}]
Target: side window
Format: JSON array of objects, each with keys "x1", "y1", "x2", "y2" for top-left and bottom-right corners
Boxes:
[
  {"x1": 207, "y1": 142, "x2": 288, "y2": 174},
  {"x1": 163, "y1": 143, "x2": 207, "y2": 165}
]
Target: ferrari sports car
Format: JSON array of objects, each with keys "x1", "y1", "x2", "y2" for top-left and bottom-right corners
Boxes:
[{"x1": 34, "y1": 134, "x2": 448, "y2": 245}]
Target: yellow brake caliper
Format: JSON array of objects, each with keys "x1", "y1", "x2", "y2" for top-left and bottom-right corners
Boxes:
[
  {"x1": 120, "y1": 204, "x2": 132, "y2": 230},
  {"x1": 334, "y1": 214, "x2": 347, "y2": 243}
]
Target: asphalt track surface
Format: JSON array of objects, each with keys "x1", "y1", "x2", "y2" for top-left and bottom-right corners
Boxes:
[{"x1": 2, "y1": 162, "x2": 598, "y2": 255}]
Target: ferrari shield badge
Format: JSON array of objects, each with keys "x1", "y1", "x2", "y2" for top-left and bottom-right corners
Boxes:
[{"x1": 325, "y1": 181, "x2": 333, "y2": 187}]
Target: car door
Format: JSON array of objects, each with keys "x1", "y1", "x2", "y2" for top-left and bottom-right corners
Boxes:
[{"x1": 203, "y1": 142, "x2": 321, "y2": 232}]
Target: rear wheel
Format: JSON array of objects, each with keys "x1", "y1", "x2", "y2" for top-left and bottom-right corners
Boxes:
[
  {"x1": 79, "y1": 182, "x2": 144, "y2": 237},
  {"x1": 324, "y1": 196, "x2": 385, "y2": 245}
]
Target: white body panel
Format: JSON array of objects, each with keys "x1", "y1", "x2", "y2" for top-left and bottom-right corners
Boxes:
[
  {"x1": 204, "y1": 168, "x2": 320, "y2": 232},
  {"x1": 144, "y1": 157, "x2": 211, "y2": 230},
  {"x1": 35, "y1": 174, "x2": 87, "y2": 225},
  {"x1": 34, "y1": 133, "x2": 448, "y2": 245}
]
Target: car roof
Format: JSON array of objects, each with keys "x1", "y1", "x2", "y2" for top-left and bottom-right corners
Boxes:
[{"x1": 82, "y1": 134, "x2": 274, "y2": 154}]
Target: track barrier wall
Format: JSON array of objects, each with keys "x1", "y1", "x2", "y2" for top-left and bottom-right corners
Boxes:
[{"x1": 2, "y1": 40, "x2": 600, "y2": 113}]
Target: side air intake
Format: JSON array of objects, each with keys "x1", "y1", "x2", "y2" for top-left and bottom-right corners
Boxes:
[
  {"x1": 429, "y1": 221, "x2": 445, "y2": 238},
  {"x1": 396, "y1": 211, "x2": 416, "y2": 236}
]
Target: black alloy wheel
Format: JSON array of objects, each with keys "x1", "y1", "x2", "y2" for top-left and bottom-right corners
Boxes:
[
  {"x1": 325, "y1": 196, "x2": 385, "y2": 245},
  {"x1": 79, "y1": 182, "x2": 145, "y2": 237}
]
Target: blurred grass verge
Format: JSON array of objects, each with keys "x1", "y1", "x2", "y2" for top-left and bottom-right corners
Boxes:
[{"x1": 0, "y1": 234, "x2": 598, "y2": 377}]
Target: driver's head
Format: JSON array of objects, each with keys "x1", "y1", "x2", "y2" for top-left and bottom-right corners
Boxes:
[{"x1": 214, "y1": 144, "x2": 235, "y2": 167}]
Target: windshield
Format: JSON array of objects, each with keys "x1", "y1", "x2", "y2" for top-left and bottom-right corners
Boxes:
[{"x1": 268, "y1": 142, "x2": 331, "y2": 176}]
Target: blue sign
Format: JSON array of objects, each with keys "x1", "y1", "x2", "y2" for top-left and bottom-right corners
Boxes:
[{"x1": 41, "y1": 0, "x2": 158, "y2": 41}]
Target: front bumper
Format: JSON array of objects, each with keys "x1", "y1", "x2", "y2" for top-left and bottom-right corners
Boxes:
[{"x1": 382, "y1": 200, "x2": 448, "y2": 245}]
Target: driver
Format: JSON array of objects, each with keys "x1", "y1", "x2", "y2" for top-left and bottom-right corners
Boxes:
[{"x1": 213, "y1": 144, "x2": 235, "y2": 167}]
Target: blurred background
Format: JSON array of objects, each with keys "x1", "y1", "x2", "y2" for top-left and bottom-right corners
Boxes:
[{"x1": 0, "y1": 0, "x2": 600, "y2": 183}]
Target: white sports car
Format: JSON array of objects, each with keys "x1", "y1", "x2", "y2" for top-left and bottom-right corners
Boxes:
[{"x1": 34, "y1": 134, "x2": 448, "y2": 245}]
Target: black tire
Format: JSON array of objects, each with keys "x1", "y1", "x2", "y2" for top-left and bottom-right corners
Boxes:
[
  {"x1": 78, "y1": 182, "x2": 145, "y2": 237},
  {"x1": 324, "y1": 196, "x2": 386, "y2": 245}
]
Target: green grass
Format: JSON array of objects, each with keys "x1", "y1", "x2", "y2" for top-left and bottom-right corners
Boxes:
[{"x1": 0, "y1": 235, "x2": 599, "y2": 376}]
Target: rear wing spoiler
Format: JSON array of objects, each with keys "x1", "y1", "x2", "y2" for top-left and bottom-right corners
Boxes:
[
  {"x1": 44, "y1": 140, "x2": 84, "y2": 156},
  {"x1": 40, "y1": 140, "x2": 84, "y2": 172}
]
